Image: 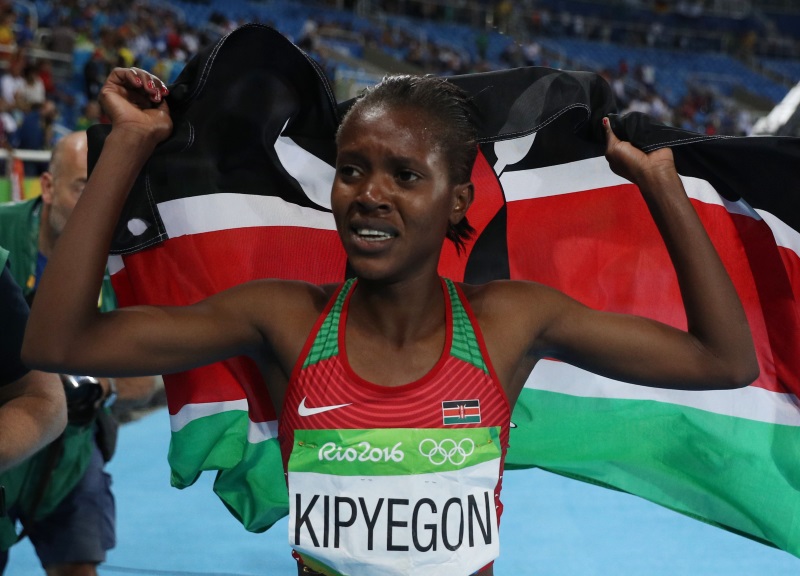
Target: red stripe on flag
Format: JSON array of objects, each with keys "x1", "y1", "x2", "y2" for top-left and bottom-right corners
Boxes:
[
  {"x1": 110, "y1": 263, "x2": 137, "y2": 309},
  {"x1": 731, "y1": 215, "x2": 800, "y2": 396},
  {"x1": 121, "y1": 226, "x2": 346, "y2": 307},
  {"x1": 443, "y1": 407, "x2": 481, "y2": 417},
  {"x1": 506, "y1": 184, "x2": 790, "y2": 394},
  {"x1": 163, "y1": 358, "x2": 276, "y2": 419},
  {"x1": 114, "y1": 226, "x2": 347, "y2": 416}
]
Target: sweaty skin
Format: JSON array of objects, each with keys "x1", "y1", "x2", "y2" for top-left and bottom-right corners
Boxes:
[{"x1": 23, "y1": 68, "x2": 757, "y2": 576}]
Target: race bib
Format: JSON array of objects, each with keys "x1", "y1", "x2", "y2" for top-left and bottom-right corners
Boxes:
[{"x1": 288, "y1": 427, "x2": 502, "y2": 576}]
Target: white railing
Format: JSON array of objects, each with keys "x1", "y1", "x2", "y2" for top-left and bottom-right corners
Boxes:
[{"x1": 0, "y1": 148, "x2": 50, "y2": 163}]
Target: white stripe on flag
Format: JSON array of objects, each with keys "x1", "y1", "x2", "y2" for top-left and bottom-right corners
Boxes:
[
  {"x1": 157, "y1": 193, "x2": 336, "y2": 238},
  {"x1": 107, "y1": 254, "x2": 124, "y2": 275},
  {"x1": 503, "y1": 157, "x2": 758, "y2": 221},
  {"x1": 274, "y1": 125, "x2": 335, "y2": 211},
  {"x1": 502, "y1": 157, "x2": 800, "y2": 261},
  {"x1": 499, "y1": 158, "x2": 750, "y2": 210},
  {"x1": 526, "y1": 359, "x2": 800, "y2": 426},
  {"x1": 170, "y1": 399, "x2": 248, "y2": 432},
  {"x1": 247, "y1": 419, "x2": 280, "y2": 443},
  {"x1": 170, "y1": 400, "x2": 279, "y2": 443},
  {"x1": 501, "y1": 156, "x2": 628, "y2": 202},
  {"x1": 680, "y1": 176, "x2": 759, "y2": 217},
  {"x1": 758, "y1": 209, "x2": 800, "y2": 255},
  {"x1": 678, "y1": 176, "x2": 800, "y2": 258}
]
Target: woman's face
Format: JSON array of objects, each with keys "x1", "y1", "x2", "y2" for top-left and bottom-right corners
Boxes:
[{"x1": 332, "y1": 103, "x2": 470, "y2": 283}]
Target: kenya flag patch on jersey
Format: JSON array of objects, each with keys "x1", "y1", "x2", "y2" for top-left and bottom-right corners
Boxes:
[{"x1": 443, "y1": 400, "x2": 482, "y2": 425}]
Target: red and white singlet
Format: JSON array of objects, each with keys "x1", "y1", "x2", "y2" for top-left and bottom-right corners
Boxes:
[{"x1": 279, "y1": 278, "x2": 511, "y2": 576}]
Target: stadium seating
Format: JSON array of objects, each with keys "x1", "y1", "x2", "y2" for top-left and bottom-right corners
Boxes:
[{"x1": 12, "y1": 0, "x2": 800, "y2": 141}]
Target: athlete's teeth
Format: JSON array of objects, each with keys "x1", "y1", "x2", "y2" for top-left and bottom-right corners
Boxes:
[{"x1": 357, "y1": 228, "x2": 392, "y2": 239}]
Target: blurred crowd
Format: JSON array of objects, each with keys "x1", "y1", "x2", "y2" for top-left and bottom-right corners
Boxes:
[
  {"x1": 0, "y1": 0, "x2": 789, "y2": 158},
  {"x1": 0, "y1": 0, "x2": 227, "y2": 158},
  {"x1": 377, "y1": 0, "x2": 800, "y2": 60},
  {"x1": 311, "y1": 13, "x2": 759, "y2": 136}
]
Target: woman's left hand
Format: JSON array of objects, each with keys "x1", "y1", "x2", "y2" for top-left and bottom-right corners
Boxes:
[{"x1": 602, "y1": 117, "x2": 675, "y2": 187}]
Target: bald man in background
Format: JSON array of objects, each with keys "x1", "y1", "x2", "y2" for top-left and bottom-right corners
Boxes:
[{"x1": 0, "y1": 131, "x2": 157, "y2": 576}]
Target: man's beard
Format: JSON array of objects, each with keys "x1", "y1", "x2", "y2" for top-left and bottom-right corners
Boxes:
[{"x1": 48, "y1": 207, "x2": 67, "y2": 240}]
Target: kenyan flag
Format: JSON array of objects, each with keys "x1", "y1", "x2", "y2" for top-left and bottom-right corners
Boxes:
[{"x1": 442, "y1": 400, "x2": 482, "y2": 425}]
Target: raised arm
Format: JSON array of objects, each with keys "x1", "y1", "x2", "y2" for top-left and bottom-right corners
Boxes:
[
  {"x1": 21, "y1": 69, "x2": 266, "y2": 378},
  {"x1": 482, "y1": 118, "x2": 758, "y2": 397}
]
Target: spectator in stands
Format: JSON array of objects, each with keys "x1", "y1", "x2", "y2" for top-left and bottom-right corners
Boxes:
[
  {"x1": 16, "y1": 63, "x2": 46, "y2": 111},
  {"x1": 0, "y1": 8, "x2": 15, "y2": 62},
  {"x1": 45, "y1": 15, "x2": 77, "y2": 56},
  {"x1": 0, "y1": 56, "x2": 24, "y2": 107},
  {"x1": 297, "y1": 19, "x2": 319, "y2": 52},
  {"x1": 0, "y1": 97, "x2": 18, "y2": 148},
  {"x1": 178, "y1": 22, "x2": 200, "y2": 58},
  {"x1": 76, "y1": 100, "x2": 102, "y2": 131},
  {"x1": 475, "y1": 30, "x2": 488, "y2": 60},
  {"x1": 0, "y1": 131, "x2": 157, "y2": 576},
  {"x1": 37, "y1": 60, "x2": 56, "y2": 100},
  {"x1": 499, "y1": 41, "x2": 524, "y2": 68},
  {"x1": 14, "y1": 12, "x2": 34, "y2": 49},
  {"x1": 129, "y1": 23, "x2": 154, "y2": 61},
  {"x1": 522, "y1": 40, "x2": 541, "y2": 66},
  {"x1": 84, "y1": 48, "x2": 110, "y2": 102},
  {"x1": 17, "y1": 100, "x2": 58, "y2": 156},
  {"x1": 494, "y1": 0, "x2": 513, "y2": 34}
]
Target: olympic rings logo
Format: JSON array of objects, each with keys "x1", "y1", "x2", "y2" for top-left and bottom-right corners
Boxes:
[{"x1": 418, "y1": 438, "x2": 475, "y2": 466}]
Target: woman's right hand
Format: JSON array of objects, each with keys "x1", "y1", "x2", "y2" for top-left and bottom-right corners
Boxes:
[{"x1": 99, "y1": 67, "x2": 173, "y2": 147}]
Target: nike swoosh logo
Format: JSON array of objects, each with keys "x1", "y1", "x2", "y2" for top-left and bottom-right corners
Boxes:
[{"x1": 297, "y1": 397, "x2": 352, "y2": 417}]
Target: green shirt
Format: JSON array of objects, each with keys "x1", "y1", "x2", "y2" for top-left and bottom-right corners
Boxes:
[
  {"x1": 0, "y1": 198, "x2": 112, "y2": 550},
  {"x1": 0, "y1": 199, "x2": 39, "y2": 295},
  {"x1": 0, "y1": 198, "x2": 117, "y2": 311},
  {"x1": 0, "y1": 426, "x2": 94, "y2": 550}
]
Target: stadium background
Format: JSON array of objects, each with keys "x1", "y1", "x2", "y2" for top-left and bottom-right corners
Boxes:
[
  {"x1": 2, "y1": 0, "x2": 799, "y2": 574},
  {"x1": 1, "y1": 0, "x2": 800, "y2": 201}
]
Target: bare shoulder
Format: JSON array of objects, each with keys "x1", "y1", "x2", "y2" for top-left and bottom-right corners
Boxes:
[
  {"x1": 456, "y1": 279, "x2": 578, "y2": 360},
  {"x1": 455, "y1": 280, "x2": 575, "y2": 401},
  {"x1": 457, "y1": 279, "x2": 568, "y2": 321}
]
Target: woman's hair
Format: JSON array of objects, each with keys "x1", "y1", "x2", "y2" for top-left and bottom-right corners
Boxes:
[{"x1": 337, "y1": 74, "x2": 479, "y2": 253}]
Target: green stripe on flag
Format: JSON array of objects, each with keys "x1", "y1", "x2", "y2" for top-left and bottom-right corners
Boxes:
[
  {"x1": 444, "y1": 415, "x2": 481, "y2": 425},
  {"x1": 169, "y1": 410, "x2": 251, "y2": 484},
  {"x1": 169, "y1": 411, "x2": 288, "y2": 532},
  {"x1": 507, "y1": 388, "x2": 800, "y2": 557},
  {"x1": 212, "y1": 434, "x2": 288, "y2": 531}
]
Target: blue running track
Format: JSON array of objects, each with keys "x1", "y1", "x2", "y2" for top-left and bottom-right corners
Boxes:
[{"x1": 5, "y1": 409, "x2": 797, "y2": 575}]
